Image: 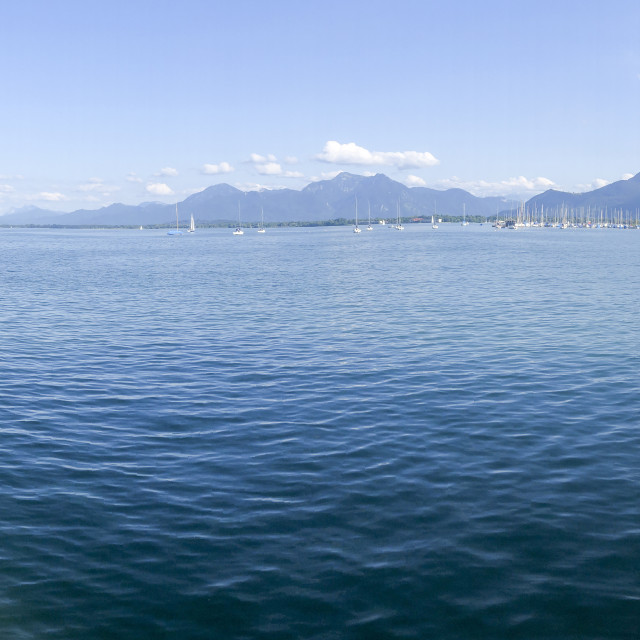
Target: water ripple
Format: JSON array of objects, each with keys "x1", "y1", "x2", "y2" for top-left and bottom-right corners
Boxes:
[{"x1": 1, "y1": 228, "x2": 639, "y2": 638}]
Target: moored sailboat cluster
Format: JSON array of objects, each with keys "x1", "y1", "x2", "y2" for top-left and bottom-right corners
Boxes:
[
  {"x1": 166, "y1": 197, "x2": 640, "y2": 235},
  {"x1": 492, "y1": 202, "x2": 640, "y2": 229}
]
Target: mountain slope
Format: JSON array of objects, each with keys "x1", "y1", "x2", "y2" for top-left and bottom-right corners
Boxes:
[{"x1": 527, "y1": 172, "x2": 640, "y2": 212}]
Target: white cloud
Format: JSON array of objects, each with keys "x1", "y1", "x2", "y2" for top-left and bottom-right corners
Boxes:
[
  {"x1": 250, "y1": 153, "x2": 277, "y2": 163},
  {"x1": 316, "y1": 140, "x2": 439, "y2": 169},
  {"x1": 37, "y1": 192, "x2": 67, "y2": 202},
  {"x1": 574, "y1": 178, "x2": 611, "y2": 191},
  {"x1": 247, "y1": 153, "x2": 305, "y2": 178},
  {"x1": 256, "y1": 162, "x2": 283, "y2": 175},
  {"x1": 146, "y1": 183, "x2": 174, "y2": 196},
  {"x1": 434, "y1": 175, "x2": 556, "y2": 198},
  {"x1": 257, "y1": 164, "x2": 304, "y2": 178},
  {"x1": 501, "y1": 176, "x2": 555, "y2": 190},
  {"x1": 202, "y1": 162, "x2": 234, "y2": 175},
  {"x1": 405, "y1": 175, "x2": 426, "y2": 187},
  {"x1": 159, "y1": 167, "x2": 178, "y2": 177},
  {"x1": 284, "y1": 156, "x2": 299, "y2": 164},
  {"x1": 126, "y1": 172, "x2": 143, "y2": 183},
  {"x1": 248, "y1": 153, "x2": 292, "y2": 176},
  {"x1": 575, "y1": 173, "x2": 636, "y2": 192},
  {"x1": 0, "y1": 184, "x2": 15, "y2": 193}
]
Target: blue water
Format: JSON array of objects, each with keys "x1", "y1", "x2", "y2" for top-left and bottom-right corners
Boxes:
[{"x1": 1, "y1": 225, "x2": 639, "y2": 639}]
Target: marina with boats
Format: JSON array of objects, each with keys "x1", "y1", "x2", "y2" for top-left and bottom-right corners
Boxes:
[{"x1": 492, "y1": 203, "x2": 640, "y2": 230}]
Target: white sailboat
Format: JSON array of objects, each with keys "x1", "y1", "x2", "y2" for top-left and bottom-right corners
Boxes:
[
  {"x1": 395, "y1": 202, "x2": 404, "y2": 230},
  {"x1": 432, "y1": 202, "x2": 438, "y2": 229},
  {"x1": 167, "y1": 203, "x2": 183, "y2": 235},
  {"x1": 257, "y1": 205, "x2": 266, "y2": 233},
  {"x1": 461, "y1": 203, "x2": 469, "y2": 226},
  {"x1": 354, "y1": 196, "x2": 361, "y2": 233},
  {"x1": 233, "y1": 201, "x2": 244, "y2": 235},
  {"x1": 188, "y1": 214, "x2": 195, "y2": 233},
  {"x1": 367, "y1": 202, "x2": 373, "y2": 230}
]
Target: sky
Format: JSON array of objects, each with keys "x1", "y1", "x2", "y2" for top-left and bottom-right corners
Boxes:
[{"x1": 1, "y1": 0, "x2": 639, "y2": 214}]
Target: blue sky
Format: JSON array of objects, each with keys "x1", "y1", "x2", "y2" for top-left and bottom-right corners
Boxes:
[{"x1": 1, "y1": 0, "x2": 639, "y2": 213}]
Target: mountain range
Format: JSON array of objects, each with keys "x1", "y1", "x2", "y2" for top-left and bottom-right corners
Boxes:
[
  {"x1": 2, "y1": 171, "x2": 639, "y2": 226},
  {"x1": 527, "y1": 172, "x2": 640, "y2": 213}
]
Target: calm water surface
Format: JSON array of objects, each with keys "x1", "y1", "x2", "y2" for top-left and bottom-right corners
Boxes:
[{"x1": 1, "y1": 225, "x2": 639, "y2": 639}]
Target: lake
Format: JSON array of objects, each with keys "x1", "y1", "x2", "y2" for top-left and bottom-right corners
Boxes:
[{"x1": 1, "y1": 224, "x2": 639, "y2": 639}]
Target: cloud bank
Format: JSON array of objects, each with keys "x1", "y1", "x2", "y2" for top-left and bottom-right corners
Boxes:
[
  {"x1": 434, "y1": 175, "x2": 556, "y2": 198},
  {"x1": 575, "y1": 173, "x2": 635, "y2": 192},
  {"x1": 317, "y1": 141, "x2": 439, "y2": 169}
]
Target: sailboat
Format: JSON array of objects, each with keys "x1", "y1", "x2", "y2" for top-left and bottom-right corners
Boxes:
[
  {"x1": 167, "y1": 203, "x2": 183, "y2": 235},
  {"x1": 188, "y1": 214, "x2": 195, "y2": 233},
  {"x1": 233, "y1": 201, "x2": 244, "y2": 235},
  {"x1": 257, "y1": 205, "x2": 266, "y2": 233},
  {"x1": 367, "y1": 202, "x2": 373, "y2": 230},
  {"x1": 353, "y1": 197, "x2": 361, "y2": 233},
  {"x1": 432, "y1": 202, "x2": 438, "y2": 229},
  {"x1": 461, "y1": 203, "x2": 469, "y2": 226},
  {"x1": 395, "y1": 202, "x2": 404, "y2": 230}
]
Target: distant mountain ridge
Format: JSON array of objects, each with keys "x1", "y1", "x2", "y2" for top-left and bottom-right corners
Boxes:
[
  {"x1": 527, "y1": 172, "x2": 640, "y2": 213},
  {"x1": 2, "y1": 171, "x2": 639, "y2": 226}
]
